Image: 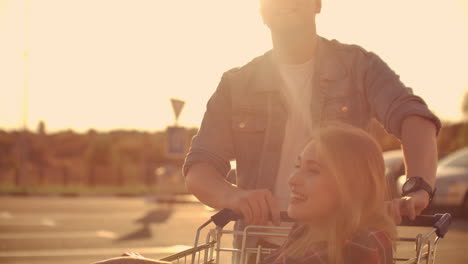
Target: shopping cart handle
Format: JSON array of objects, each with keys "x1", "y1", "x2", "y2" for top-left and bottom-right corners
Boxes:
[
  {"x1": 211, "y1": 209, "x2": 239, "y2": 228},
  {"x1": 211, "y1": 209, "x2": 295, "y2": 228},
  {"x1": 400, "y1": 213, "x2": 452, "y2": 238}
]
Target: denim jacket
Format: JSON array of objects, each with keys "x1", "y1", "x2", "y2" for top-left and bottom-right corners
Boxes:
[
  {"x1": 183, "y1": 36, "x2": 440, "y2": 192},
  {"x1": 183, "y1": 36, "x2": 440, "y2": 249}
]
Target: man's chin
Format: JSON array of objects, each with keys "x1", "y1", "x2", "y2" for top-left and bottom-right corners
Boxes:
[{"x1": 267, "y1": 22, "x2": 311, "y2": 35}]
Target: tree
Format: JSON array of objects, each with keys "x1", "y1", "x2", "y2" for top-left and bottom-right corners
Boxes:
[
  {"x1": 37, "y1": 121, "x2": 46, "y2": 135},
  {"x1": 85, "y1": 134, "x2": 112, "y2": 186}
]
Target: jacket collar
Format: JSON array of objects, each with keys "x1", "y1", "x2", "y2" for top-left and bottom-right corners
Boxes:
[{"x1": 251, "y1": 36, "x2": 347, "y2": 93}]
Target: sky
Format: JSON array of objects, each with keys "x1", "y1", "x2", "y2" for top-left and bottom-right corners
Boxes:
[{"x1": 1, "y1": 0, "x2": 467, "y2": 132}]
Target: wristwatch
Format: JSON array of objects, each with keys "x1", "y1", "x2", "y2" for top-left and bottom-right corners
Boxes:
[{"x1": 402, "y1": 177, "x2": 436, "y2": 204}]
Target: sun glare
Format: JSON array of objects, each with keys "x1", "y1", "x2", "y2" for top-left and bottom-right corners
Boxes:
[{"x1": 0, "y1": 0, "x2": 467, "y2": 132}]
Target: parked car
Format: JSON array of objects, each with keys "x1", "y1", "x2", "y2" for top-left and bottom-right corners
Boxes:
[
  {"x1": 383, "y1": 149, "x2": 405, "y2": 198},
  {"x1": 397, "y1": 147, "x2": 468, "y2": 217}
]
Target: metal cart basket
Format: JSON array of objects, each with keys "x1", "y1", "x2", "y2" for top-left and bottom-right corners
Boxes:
[{"x1": 158, "y1": 209, "x2": 451, "y2": 264}]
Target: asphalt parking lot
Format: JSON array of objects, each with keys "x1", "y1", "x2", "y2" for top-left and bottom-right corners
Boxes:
[{"x1": 0, "y1": 196, "x2": 467, "y2": 264}]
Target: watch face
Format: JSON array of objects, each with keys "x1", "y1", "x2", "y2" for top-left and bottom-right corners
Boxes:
[{"x1": 403, "y1": 179, "x2": 416, "y2": 192}]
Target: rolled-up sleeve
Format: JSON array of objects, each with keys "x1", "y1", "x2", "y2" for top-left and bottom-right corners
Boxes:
[
  {"x1": 363, "y1": 52, "x2": 441, "y2": 139},
  {"x1": 182, "y1": 73, "x2": 235, "y2": 178}
]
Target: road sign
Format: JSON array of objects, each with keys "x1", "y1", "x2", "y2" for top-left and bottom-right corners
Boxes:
[{"x1": 170, "y1": 98, "x2": 185, "y2": 124}]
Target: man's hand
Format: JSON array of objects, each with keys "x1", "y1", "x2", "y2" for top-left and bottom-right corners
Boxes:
[
  {"x1": 185, "y1": 163, "x2": 280, "y2": 226},
  {"x1": 94, "y1": 256, "x2": 171, "y2": 264},
  {"x1": 385, "y1": 190, "x2": 430, "y2": 224},
  {"x1": 122, "y1": 253, "x2": 145, "y2": 258},
  {"x1": 226, "y1": 189, "x2": 280, "y2": 226}
]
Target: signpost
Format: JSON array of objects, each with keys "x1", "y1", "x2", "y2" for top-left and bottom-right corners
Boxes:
[{"x1": 165, "y1": 98, "x2": 188, "y2": 158}]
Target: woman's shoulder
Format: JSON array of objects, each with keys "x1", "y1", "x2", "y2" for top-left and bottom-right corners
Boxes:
[{"x1": 344, "y1": 229, "x2": 393, "y2": 264}]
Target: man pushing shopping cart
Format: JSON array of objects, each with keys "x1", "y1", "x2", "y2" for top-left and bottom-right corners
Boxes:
[{"x1": 95, "y1": 0, "x2": 446, "y2": 261}]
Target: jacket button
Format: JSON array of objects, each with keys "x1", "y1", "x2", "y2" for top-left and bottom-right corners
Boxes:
[
  {"x1": 341, "y1": 106, "x2": 349, "y2": 112},
  {"x1": 239, "y1": 122, "x2": 246, "y2": 129}
]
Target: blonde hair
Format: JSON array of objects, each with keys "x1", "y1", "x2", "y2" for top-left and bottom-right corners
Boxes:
[{"x1": 281, "y1": 123, "x2": 396, "y2": 264}]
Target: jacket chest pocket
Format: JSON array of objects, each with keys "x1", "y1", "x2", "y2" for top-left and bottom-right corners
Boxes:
[
  {"x1": 319, "y1": 77, "x2": 351, "y2": 121},
  {"x1": 231, "y1": 111, "x2": 267, "y2": 162},
  {"x1": 232, "y1": 113, "x2": 267, "y2": 132},
  {"x1": 322, "y1": 96, "x2": 351, "y2": 121},
  {"x1": 321, "y1": 94, "x2": 369, "y2": 129},
  {"x1": 319, "y1": 72, "x2": 368, "y2": 128}
]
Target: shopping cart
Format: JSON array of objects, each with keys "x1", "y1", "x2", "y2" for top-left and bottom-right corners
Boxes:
[{"x1": 158, "y1": 209, "x2": 451, "y2": 264}]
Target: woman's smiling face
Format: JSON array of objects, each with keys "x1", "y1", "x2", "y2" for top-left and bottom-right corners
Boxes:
[{"x1": 287, "y1": 141, "x2": 340, "y2": 222}]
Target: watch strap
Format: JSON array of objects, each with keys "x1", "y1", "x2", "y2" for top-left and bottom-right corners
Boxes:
[{"x1": 402, "y1": 177, "x2": 435, "y2": 201}]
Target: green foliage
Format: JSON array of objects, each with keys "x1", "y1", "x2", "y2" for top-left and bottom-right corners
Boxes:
[
  {"x1": 0, "y1": 128, "x2": 197, "y2": 190},
  {"x1": 0, "y1": 132, "x2": 17, "y2": 168},
  {"x1": 438, "y1": 121, "x2": 468, "y2": 156},
  {"x1": 85, "y1": 134, "x2": 113, "y2": 165},
  {"x1": 0, "y1": 183, "x2": 188, "y2": 196},
  {"x1": 0, "y1": 122, "x2": 464, "y2": 195}
]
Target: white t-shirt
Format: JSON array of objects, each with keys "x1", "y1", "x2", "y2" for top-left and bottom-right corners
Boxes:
[
  {"x1": 274, "y1": 57, "x2": 315, "y2": 211},
  {"x1": 262, "y1": 57, "x2": 315, "y2": 245}
]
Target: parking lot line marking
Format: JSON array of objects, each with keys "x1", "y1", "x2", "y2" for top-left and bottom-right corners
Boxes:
[
  {"x1": 0, "y1": 218, "x2": 56, "y2": 227},
  {"x1": 96, "y1": 230, "x2": 118, "y2": 239},
  {"x1": 0, "y1": 211, "x2": 12, "y2": 219},
  {"x1": 0, "y1": 230, "x2": 116, "y2": 239},
  {"x1": 41, "y1": 218, "x2": 56, "y2": 227},
  {"x1": 0, "y1": 245, "x2": 192, "y2": 257}
]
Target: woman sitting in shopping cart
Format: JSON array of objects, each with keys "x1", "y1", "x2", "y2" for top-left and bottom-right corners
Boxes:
[
  {"x1": 95, "y1": 124, "x2": 395, "y2": 264},
  {"x1": 261, "y1": 124, "x2": 396, "y2": 264}
]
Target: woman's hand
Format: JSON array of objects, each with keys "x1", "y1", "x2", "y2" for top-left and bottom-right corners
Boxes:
[{"x1": 385, "y1": 190, "x2": 429, "y2": 224}]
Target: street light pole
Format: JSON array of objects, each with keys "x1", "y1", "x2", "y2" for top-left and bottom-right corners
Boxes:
[
  {"x1": 18, "y1": 0, "x2": 31, "y2": 186},
  {"x1": 23, "y1": 0, "x2": 30, "y2": 132}
]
